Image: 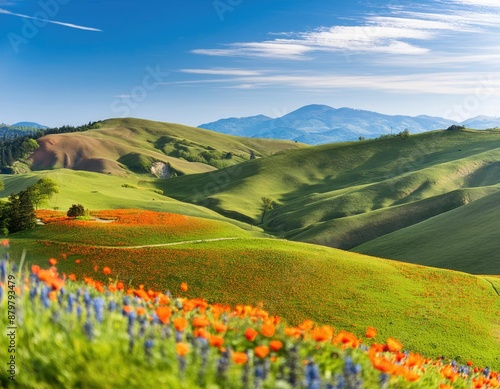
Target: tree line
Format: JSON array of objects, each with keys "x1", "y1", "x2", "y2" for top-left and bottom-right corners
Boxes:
[{"x1": 0, "y1": 121, "x2": 102, "y2": 172}]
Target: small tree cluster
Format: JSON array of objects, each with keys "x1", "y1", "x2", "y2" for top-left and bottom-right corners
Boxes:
[{"x1": 67, "y1": 204, "x2": 86, "y2": 217}]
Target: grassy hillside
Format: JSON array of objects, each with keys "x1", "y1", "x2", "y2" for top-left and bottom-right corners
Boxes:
[
  {"x1": 7, "y1": 213, "x2": 500, "y2": 368},
  {"x1": 0, "y1": 170, "x2": 260, "y2": 232},
  {"x1": 159, "y1": 128, "x2": 500, "y2": 273},
  {"x1": 28, "y1": 117, "x2": 304, "y2": 176},
  {"x1": 352, "y1": 190, "x2": 500, "y2": 274}
]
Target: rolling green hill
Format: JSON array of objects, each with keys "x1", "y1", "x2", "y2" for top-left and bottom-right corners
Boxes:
[
  {"x1": 0, "y1": 170, "x2": 261, "y2": 232},
  {"x1": 353, "y1": 189, "x2": 500, "y2": 274},
  {"x1": 7, "y1": 216, "x2": 500, "y2": 369},
  {"x1": 159, "y1": 128, "x2": 500, "y2": 274},
  {"x1": 28, "y1": 117, "x2": 304, "y2": 176}
]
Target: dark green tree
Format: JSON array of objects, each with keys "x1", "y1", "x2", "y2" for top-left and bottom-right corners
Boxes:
[
  {"x1": 260, "y1": 196, "x2": 275, "y2": 224},
  {"x1": 7, "y1": 189, "x2": 36, "y2": 233},
  {"x1": 67, "y1": 204, "x2": 85, "y2": 217},
  {"x1": 28, "y1": 178, "x2": 59, "y2": 209}
]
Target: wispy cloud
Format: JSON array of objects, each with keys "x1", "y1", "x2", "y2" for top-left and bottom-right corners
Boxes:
[
  {"x1": 175, "y1": 72, "x2": 500, "y2": 95},
  {"x1": 0, "y1": 8, "x2": 102, "y2": 31},
  {"x1": 192, "y1": 1, "x2": 499, "y2": 60},
  {"x1": 453, "y1": 0, "x2": 500, "y2": 7},
  {"x1": 181, "y1": 68, "x2": 265, "y2": 76}
]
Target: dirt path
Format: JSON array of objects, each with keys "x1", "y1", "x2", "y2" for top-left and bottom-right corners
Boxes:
[{"x1": 112, "y1": 237, "x2": 243, "y2": 249}]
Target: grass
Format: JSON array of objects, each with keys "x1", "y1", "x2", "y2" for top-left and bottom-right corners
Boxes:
[
  {"x1": 0, "y1": 170, "x2": 261, "y2": 232},
  {"x1": 14, "y1": 209, "x2": 259, "y2": 247},
  {"x1": 7, "y1": 218, "x2": 500, "y2": 369},
  {"x1": 352, "y1": 190, "x2": 500, "y2": 274},
  {"x1": 2, "y1": 258, "x2": 497, "y2": 389},
  {"x1": 159, "y1": 128, "x2": 500, "y2": 274}
]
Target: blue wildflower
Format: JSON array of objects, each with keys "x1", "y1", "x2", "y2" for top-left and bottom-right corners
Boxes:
[
  {"x1": 93, "y1": 297, "x2": 105, "y2": 323},
  {"x1": 84, "y1": 320, "x2": 94, "y2": 341}
]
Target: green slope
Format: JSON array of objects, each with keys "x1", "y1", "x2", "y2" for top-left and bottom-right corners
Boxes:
[
  {"x1": 159, "y1": 128, "x2": 500, "y2": 273},
  {"x1": 352, "y1": 190, "x2": 500, "y2": 274},
  {"x1": 28, "y1": 117, "x2": 304, "y2": 176},
  {"x1": 8, "y1": 229, "x2": 500, "y2": 369},
  {"x1": 0, "y1": 170, "x2": 261, "y2": 232}
]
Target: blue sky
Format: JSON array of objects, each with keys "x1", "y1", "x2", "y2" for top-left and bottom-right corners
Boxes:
[{"x1": 1, "y1": 0, "x2": 500, "y2": 127}]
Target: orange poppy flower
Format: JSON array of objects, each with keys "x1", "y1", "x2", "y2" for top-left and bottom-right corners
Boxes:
[
  {"x1": 232, "y1": 352, "x2": 248, "y2": 364},
  {"x1": 270, "y1": 340, "x2": 283, "y2": 352},
  {"x1": 371, "y1": 356, "x2": 396, "y2": 374},
  {"x1": 311, "y1": 325, "x2": 333, "y2": 342},
  {"x1": 75, "y1": 259, "x2": 81, "y2": 264},
  {"x1": 136, "y1": 307, "x2": 146, "y2": 316},
  {"x1": 68, "y1": 274, "x2": 77, "y2": 282},
  {"x1": 261, "y1": 323, "x2": 276, "y2": 338},
  {"x1": 103, "y1": 267, "x2": 111, "y2": 275},
  {"x1": 49, "y1": 258, "x2": 57, "y2": 266},
  {"x1": 254, "y1": 345, "x2": 270, "y2": 359},
  {"x1": 176, "y1": 342, "x2": 189, "y2": 357},
  {"x1": 181, "y1": 282, "x2": 188, "y2": 292},
  {"x1": 174, "y1": 317, "x2": 188, "y2": 332},
  {"x1": 213, "y1": 322, "x2": 227, "y2": 333},
  {"x1": 386, "y1": 337, "x2": 403, "y2": 353},
  {"x1": 50, "y1": 278, "x2": 65, "y2": 291},
  {"x1": 405, "y1": 371, "x2": 421, "y2": 382},
  {"x1": 193, "y1": 328, "x2": 210, "y2": 339},
  {"x1": 245, "y1": 328, "x2": 258, "y2": 342},
  {"x1": 209, "y1": 335, "x2": 225, "y2": 348},
  {"x1": 192, "y1": 316, "x2": 210, "y2": 328},
  {"x1": 123, "y1": 306, "x2": 133, "y2": 314},
  {"x1": 48, "y1": 291, "x2": 58, "y2": 301},
  {"x1": 155, "y1": 306, "x2": 172, "y2": 324},
  {"x1": 31, "y1": 265, "x2": 40, "y2": 274},
  {"x1": 366, "y1": 327, "x2": 377, "y2": 338}
]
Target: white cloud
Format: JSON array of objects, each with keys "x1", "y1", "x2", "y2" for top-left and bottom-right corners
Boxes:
[
  {"x1": 0, "y1": 8, "x2": 102, "y2": 31},
  {"x1": 175, "y1": 71, "x2": 500, "y2": 96},
  {"x1": 192, "y1": 1, "x2": 500, "y2": 60},
  {"x1": 180, "y1": 68, "x2": 265, "y2": 76},
  {"x1": 453, "y1": 0, "x2": 500, "y2": 7}
]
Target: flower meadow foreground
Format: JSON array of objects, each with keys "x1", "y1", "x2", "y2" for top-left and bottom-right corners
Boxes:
[{"x1": 0, "y1": 249, "x2": 499, "y2": 388}]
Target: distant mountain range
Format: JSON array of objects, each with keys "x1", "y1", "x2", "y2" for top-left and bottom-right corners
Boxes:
[
  {"x1": 199, "y1": 104, "x2": 500, "y2": 144},
  {"x1": 11, "y1": 121, "x2": 48, "y2": 129},
  {"x1": 0, "y1": 122, "x2": 48, "y2": 138}
]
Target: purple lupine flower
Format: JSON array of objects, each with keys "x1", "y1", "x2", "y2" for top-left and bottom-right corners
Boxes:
[
  {"x1": 29, "y1": 285, "x2": 38, "y2": 301},
  {"x1": 127, "y1": 311, "x2": 137, "y2": 336},
  {"x1": 93, "y1": 297, "x2": 105, "y2": 323},
  {"x1": 305, "y1": 359, "x2": 321, "y2": 389},
  {"x1": 83, "y1": 289, "x2": 91, "y2": 309},
  {"x1": 108, "y1": 300, "x2": 116, "y2": 312},
  {"x1": 41, "y1": 286, "x2": 50, "y2": 308},
  {"x1": 77, "y1": 305, "x2": 83, "y2": 320},
  {"x1": 0, "y1": 283, "x2": 3, "y2": 303},
  {"x1": 197, "y1": 338, "x2": 210, "y2": 387},
  {"x1": 379, "y1": 373, "x2": 390, "y2": 389},
  {"x1": 144, "y1": 339, "x2": 154, "y2": 360},
  {"x1": 67, "y1": 294, "x2": 75, "y2": 313},
  {"x1": 216, "y1": 349, "x2": 230, "y2": 382},
  {"x1": 84, "y1": 320, "x2": 94, "y2": 340},
  {"x1": 286, "y1": 345, "x2": 300, "y2": 387},
  {"x1": 150, "y1": 313, "x2": 159, "y2": 325},
  {"x1": 344, "y1": 356, "x2": 363, "y2": 389},
  {"x1": 483, "y1": 367, "x2": 491, "y2": 377},
  {"x1": 0, "y1": 260, "x2": 7, "y2": 281},
  {"x1": 175, "y1": 330, "x2": 183, "y2": 343},
  {"x1": 139, "y1": 321, "x2": 147, "y2": 337},
  {"x1": 333, "y1": 374, "x2": 346, "y2": 389}
]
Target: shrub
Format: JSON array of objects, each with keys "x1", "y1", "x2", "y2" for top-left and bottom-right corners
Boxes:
[{"x1": 67, "y1": 204, "x2": 86, "y2": 217}]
